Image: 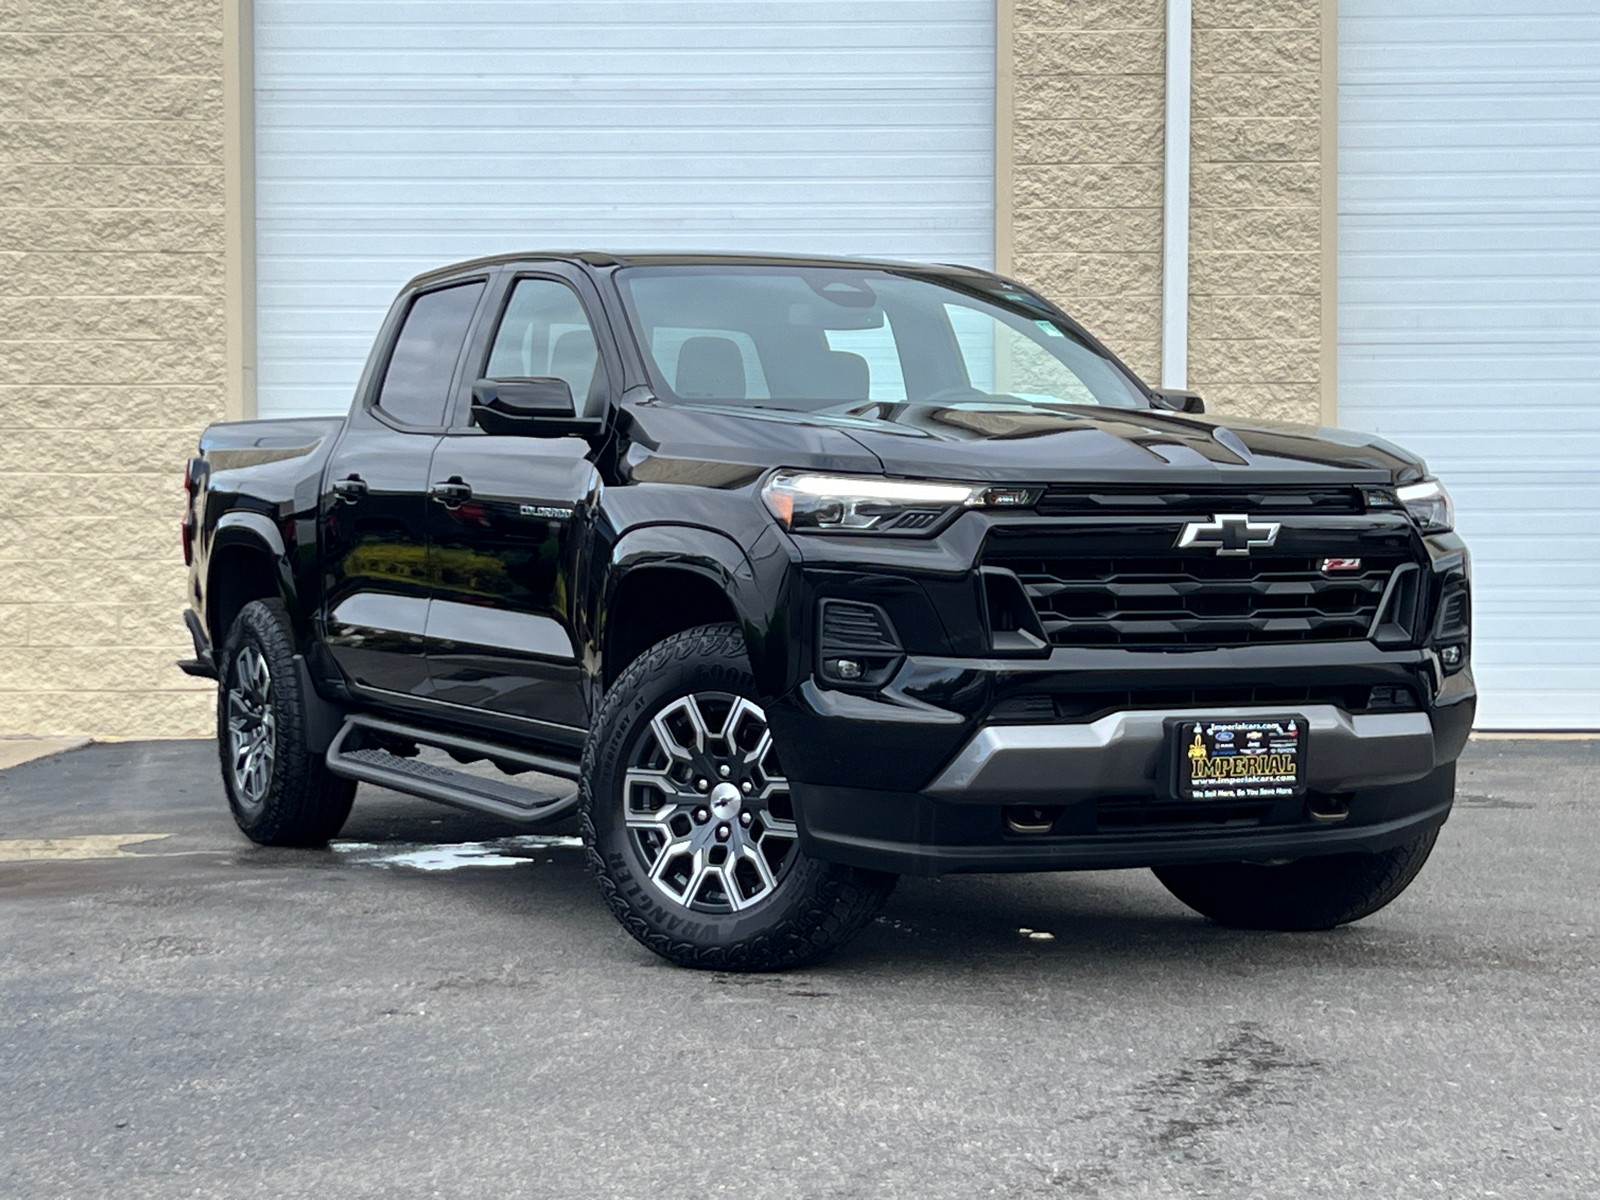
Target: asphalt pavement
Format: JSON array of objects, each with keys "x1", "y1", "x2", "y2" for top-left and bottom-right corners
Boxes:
[{"x1": 1, "y1": 736, "x2": 1596, "y2": 1198}]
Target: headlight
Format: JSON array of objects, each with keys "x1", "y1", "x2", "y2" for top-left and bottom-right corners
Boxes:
[
  {"x1": 761, "y1": 472, "x2": 1036, "y2": 535},
  {"x1": 1396, "y1": 478, "x2": 1454, "y2": 533}
]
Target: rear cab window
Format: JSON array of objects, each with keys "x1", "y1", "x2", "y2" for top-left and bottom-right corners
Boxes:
[{"x1": 374, "y1": 281, "x2": 486, "y2": 427}]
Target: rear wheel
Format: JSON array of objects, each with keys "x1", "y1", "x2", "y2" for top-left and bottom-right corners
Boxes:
[
  {"x1": 218, "y1": 599, "x2": 355, "y2": 846},
  {"x1": 581, "y1": 623, "x2": 896, "y2": 971},
  {"x1": 1152, "y1": 827, "x2": 1440, "y2": 931}
]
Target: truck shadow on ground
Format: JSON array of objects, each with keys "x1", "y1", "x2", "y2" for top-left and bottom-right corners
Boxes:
[{"x1": 323, "y1": 794, "x2": 1484, "y2": 981}]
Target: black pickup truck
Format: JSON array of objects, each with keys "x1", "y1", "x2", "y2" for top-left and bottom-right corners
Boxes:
[{"x1": 180, "y1": 252, "x2": 1474, "y2": 970}]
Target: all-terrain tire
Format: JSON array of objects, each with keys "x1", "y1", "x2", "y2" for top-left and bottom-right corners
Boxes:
[
  {"x1": 217, "y1": 599, "x2": 356, "y2": 846},
  {"x1": 1152, "y1": 826, "x2": 1441, "y2": 931},
  {"x1": 581, "y1": 622, "x2": 897, "y2": 971}
]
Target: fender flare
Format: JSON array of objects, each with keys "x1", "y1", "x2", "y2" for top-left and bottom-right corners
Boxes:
[
  {"x1": 601, "y1": 523, "x2": 787, "y2": 695},
  {"x1": 207, "y1": 510, "x2": 298, "y2": 636},
  {"x1": 604, "y1": 522, "x2": 760, "y2": 624},
  {"x1": 213, "y1": 509, "x2": 286, "y2": 559}
]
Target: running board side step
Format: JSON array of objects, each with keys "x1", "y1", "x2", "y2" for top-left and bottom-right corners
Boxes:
[{"x1": 325, "y1": 714, "x2": 582, "y2": 824}]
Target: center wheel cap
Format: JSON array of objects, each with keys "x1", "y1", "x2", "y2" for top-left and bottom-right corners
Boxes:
[{"x1": 708, "y1": 781, "x2": 743, "y2": 820}]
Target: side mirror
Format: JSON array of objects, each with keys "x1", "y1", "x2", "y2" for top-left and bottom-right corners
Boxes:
[
  {"x1": 1149, "y1": 388, "x2": 1204, "y2": 414},
  {"x1": 471, "y1": 377, "x2": 601, "y2": 437}
]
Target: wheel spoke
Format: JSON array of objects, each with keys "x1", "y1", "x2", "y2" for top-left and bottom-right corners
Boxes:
[
  {"x1": 741, "y1": 844, "x2": 777, "y2": 895},
  {"x1": 649, "y1": 691, "x2": 707, "y2": 755},
  {"x1": 760, "y1": 791, "x2": 797, "y2": 835},
  {"x1": 624, "y1": 766, "x2": 681, "y2": 799},
  {"x1": 718, "y1": 864, "x2": 749, "y2": 911},
  {"x1": 743, "y1": 726, "x2": 772, "y2": 766},
  {"x1": 673, "y1": 852, "x2": 708, "y2": 903}
]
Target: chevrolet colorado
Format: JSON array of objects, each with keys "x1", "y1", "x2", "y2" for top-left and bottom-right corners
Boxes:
[{"x1": 180, "y1": 253, "x2": 1474, "y2": 969}]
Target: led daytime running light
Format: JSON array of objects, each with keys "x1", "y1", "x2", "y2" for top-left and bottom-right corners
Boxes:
[{"x1": 761, "y1": 472, "x2": 1035, "y2": 535}]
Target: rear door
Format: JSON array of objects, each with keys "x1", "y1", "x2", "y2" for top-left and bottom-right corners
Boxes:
[
  {"x1": 422, "y1": 268, "x2": 615, "y2": 738},
  {"x1": 320, "y1": 276, "x2": 489, "y2": 697}
]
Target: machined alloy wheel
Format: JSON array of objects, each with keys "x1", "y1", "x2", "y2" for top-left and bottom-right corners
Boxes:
[
  {"x1": 624, "y1": 691, "x2": 798, "y2": 913},
  {"x1": 226, "y1": 643, "x2": 277, "y2": 816}
]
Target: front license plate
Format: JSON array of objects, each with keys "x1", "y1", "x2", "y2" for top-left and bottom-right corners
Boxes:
[{"x1": 1175, "y1": 717, "x2": 1306, "y2": 801}]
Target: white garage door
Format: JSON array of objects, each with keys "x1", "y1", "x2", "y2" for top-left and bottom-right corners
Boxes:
[
  {"x1": 253, "y1": 1, "x2": 995, "y2": 419},
  {"x1": 1339, "y1": 2, "x2": 1600, "y2": 729}
]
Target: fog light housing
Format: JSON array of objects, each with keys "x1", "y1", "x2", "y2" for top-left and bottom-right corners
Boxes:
[
  {"x1": 1439, "y1": 643, "x2": 1466, "y2": 672},
  {"x1": 817, "y1": 600, "x2": 903, "y2": 689}
]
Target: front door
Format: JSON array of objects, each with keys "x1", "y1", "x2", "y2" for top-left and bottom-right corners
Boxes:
[
  {"x1": 320, "y1": 277, "x2": 487, "y2": 697},
  {"x1": 423, "y1": 274, "x2": 609, "y2": 736}
]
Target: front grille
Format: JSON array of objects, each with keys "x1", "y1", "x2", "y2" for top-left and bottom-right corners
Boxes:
[{"x1": 993, "y1": 553, "x2": 1402, "y2": 648}]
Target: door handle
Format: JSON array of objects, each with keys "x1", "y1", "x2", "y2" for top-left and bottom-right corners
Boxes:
[
  {"x1": 332, "y1": 474, "x2": 368, "y2": 503},
  {"x1": 430, "y1": 477, "x2": 473, "y2": 506}
]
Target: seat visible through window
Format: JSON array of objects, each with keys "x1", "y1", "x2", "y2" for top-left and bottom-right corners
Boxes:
[{"x1": 675, "y1": 336, "x2": 746, "y2": 400}]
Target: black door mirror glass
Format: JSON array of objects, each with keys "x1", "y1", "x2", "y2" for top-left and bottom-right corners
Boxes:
[{"x1": 1149, "y1": 388, "x2": 1204, "y2": 414}]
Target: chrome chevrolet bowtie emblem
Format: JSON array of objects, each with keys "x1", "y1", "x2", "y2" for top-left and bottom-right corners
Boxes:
[{"x1": 1176, "y1": 513, "x2": 1281, "y2": 556}]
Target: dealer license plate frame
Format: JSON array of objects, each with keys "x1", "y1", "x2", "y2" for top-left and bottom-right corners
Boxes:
[{"x1": 1167, "y1": 716, "x2": 1308, "y2": 802}]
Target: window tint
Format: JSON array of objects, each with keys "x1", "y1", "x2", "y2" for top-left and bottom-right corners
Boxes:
[
  {"x1": 375, "y1": 281, "x2": 485, "y2": 427},
  {"x1": 485, "y1": 278, "x2": 605, "y2": 410}
]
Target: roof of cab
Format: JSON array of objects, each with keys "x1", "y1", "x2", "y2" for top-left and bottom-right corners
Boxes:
[{"x1": 401, "y1": 250, "x2": 1004, "y2": 292}]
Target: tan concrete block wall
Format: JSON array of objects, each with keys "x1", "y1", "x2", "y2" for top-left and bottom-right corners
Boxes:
[
  {"x1": 1008, "y1": 0, "x2": 1326, "y2": 423},
  {"x1": 1009, "y1": 0, "x2": 1166, "y2": 383},
  {"x1": 1189, "y1": 0, "x2": 1324, "y2": 422},
  {"x1": 0, "y1": 0, "x2": 223, "y2": 738}
]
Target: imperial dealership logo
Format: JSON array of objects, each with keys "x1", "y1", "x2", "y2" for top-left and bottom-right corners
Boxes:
[{"x1": 1175, "y1": 513, "x2": 1282, "y2": 556}]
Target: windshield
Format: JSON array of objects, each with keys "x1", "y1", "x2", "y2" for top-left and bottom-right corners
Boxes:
[{"x1": 615, "y1": 266, "x2": 1147, "y2": 412}]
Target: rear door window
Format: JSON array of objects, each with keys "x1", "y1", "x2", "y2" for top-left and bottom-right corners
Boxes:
[{"x1": 375, "y1": 281, "x2": 485, "y2": 427}]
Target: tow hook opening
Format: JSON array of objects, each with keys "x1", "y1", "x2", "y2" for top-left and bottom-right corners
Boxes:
[
  {"x1": 1308, "y1": 793, "x2": 1354, "y2": 823},
  {"x1": 1005, "y1": 805, "x2": 1064, "y2": 835}
]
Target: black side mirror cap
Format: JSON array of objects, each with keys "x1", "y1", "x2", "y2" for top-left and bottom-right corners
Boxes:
[
  {"x1": 1149, "y1": 388, "x2": 1204, "y2": 414},
  {"x1": 471, "y1": 377, "x2": 602, "y2": 437}
]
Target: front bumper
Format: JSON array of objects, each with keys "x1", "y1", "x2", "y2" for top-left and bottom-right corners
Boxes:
[
  {"x1": 768, "y1": 648, "x2": 1474, "y2": 877},
  {"x1": 928, "y1": 705, "x2": 1436, "y2": 800},
  {"x1": 795, "y1": 770, "x2": 1456, "y2": 876}
]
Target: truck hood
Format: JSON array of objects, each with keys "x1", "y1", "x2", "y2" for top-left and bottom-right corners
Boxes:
[{"x1": 620, "y1": 400, "x2": 1428, "y2": 488}]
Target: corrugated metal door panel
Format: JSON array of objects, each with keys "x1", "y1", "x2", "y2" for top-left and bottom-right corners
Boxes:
[
  {"x1": 1339, "y1": 1, "x2": 1600, "y2": 729},
  {"x1": 254, "y1": 1, "x2": 995, "y2": 418}
]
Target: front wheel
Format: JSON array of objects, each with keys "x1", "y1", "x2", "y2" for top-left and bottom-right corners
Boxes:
[
  {"x1": 581, "y1": 623, "x2": 896, "y2": 971},
  {"x1": 1152, "y1": 826, "x2": 1441, "y2": 931}
]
